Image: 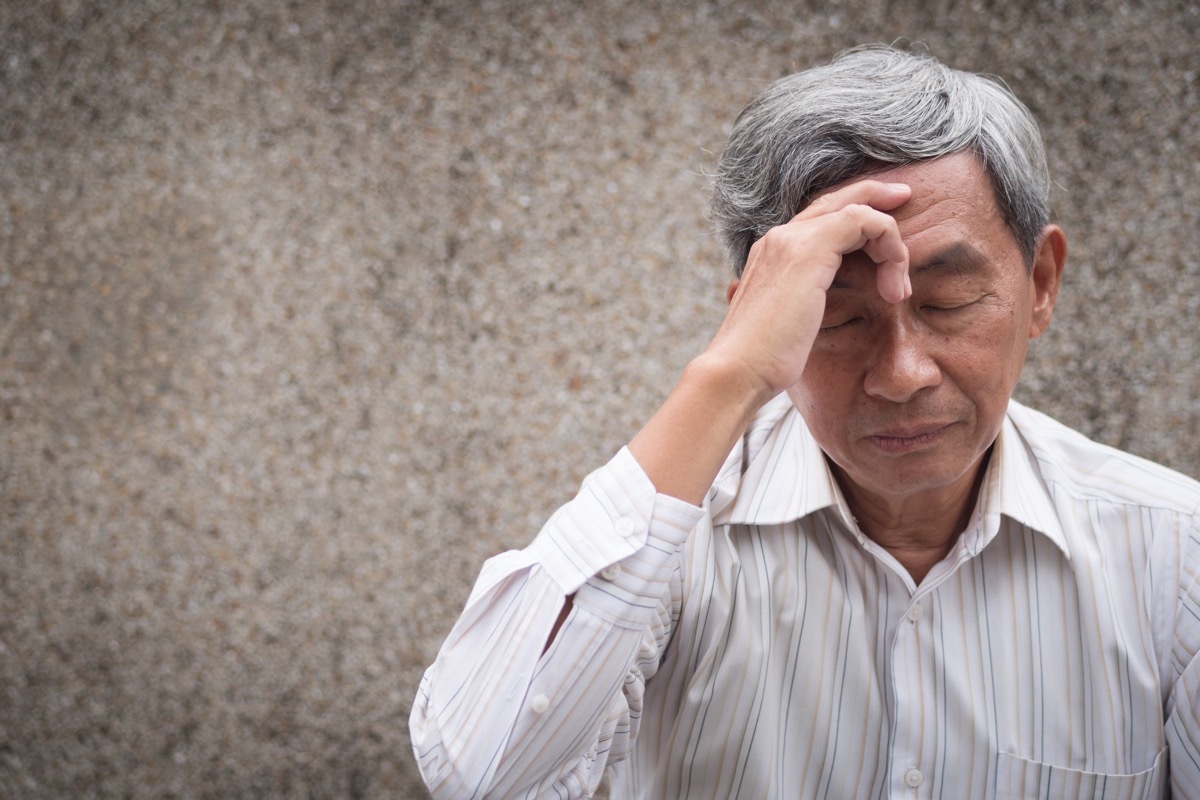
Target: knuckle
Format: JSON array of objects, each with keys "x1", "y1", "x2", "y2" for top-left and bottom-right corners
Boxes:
[
  {"x1": 760, "y1": 224, "x2": 797, "y2": 247},
  {"x1": 838, "y1": 202, "x2": 872, "y2": 221},
  {"x1": 756, "y1": 222, "x2": 818, "y2": 259},
  {"x1": 806, "y1": 193, "x2": 834, "y2": 211}
]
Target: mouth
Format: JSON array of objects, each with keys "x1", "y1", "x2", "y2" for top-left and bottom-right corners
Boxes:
[{"x1": 866, "y1": 423, "x2": 955, "y2": 454}]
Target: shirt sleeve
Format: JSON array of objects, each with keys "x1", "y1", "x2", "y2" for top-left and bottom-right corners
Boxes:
[
  {"x1": 409, "y1": 446, "x2": 706, "y2": 799},
  {"x1": 1165, "y1": 507, "x2": 1200, "y2": 797}
]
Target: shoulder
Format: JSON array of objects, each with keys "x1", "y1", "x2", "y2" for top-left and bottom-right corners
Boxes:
[
  {"x1": 1007, "y1": 402, "x2": 1200, "y2": 694},
  {"x1": 1007, "y1": 399, "x2": 1200, "y2": 518}
]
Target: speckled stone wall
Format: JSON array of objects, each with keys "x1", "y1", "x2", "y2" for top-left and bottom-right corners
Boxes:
[{"x1": 1, "y1": 1, "x2": 1197, "y2": 797}]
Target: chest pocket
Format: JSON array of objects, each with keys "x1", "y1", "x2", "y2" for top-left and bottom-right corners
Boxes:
[{"x1": 995, "y1": 748, "x2": 1167, "y2": 800}]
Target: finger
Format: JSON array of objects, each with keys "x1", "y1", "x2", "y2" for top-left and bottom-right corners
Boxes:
[
  {"x1": 793, "y1": 180, "x2": 911, "y2": 222},
  {"x1": 836, "y1": 204, "x2": 911, "y2": 303},
  {"x1": 864, "y1": 228, "x2": 910, "y2": 303},
  {"x1": 876, "y1": 256, "x2": 911, "y2": 304}
]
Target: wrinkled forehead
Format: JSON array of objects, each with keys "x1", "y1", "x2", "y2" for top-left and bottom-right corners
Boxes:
[
  {"x1": 815, "y1": 152, "x2": 1002, "y2": 227},
  {"x1": 827, "y1": 152, "x2": 1024, "y2": 278}
]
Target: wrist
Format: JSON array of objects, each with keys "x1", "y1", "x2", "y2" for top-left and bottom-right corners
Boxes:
[
  {"x1": 627, "y1": 352, "x2": 774, "y2": 505},
  {"x1": 682, "y1": 350, "x2": 779, "y2": 425}
]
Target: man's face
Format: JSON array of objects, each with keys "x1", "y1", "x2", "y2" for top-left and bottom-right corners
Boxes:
[{"x1": 787, "y1": 152, "x2": 1062, "y2": 506}]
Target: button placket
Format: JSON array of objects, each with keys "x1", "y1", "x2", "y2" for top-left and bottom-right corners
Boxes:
[{"x1": 892, "y1": 595, "x2": 928, "y2": 796}]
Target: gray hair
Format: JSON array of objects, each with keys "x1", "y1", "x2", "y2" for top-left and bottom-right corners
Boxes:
[{"x1": 712, "y1": 45, "x2": 1051, "y2": 275}]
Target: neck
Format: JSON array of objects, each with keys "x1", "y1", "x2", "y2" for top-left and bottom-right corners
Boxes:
[{"x1": 833, "y1": 449, "x2": 992, "y2": 584}]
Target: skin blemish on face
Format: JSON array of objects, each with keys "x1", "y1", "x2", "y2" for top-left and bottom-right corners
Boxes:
[{"x1": 789, "y1": 153, "x2": 1053, "y2": 547}]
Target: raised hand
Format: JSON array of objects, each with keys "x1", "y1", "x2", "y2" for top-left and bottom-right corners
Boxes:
[
  {"x1": 628, "y1": 178, "x2": 912, "y2": 505},
  {"x1": 706, "y1": 179, "x2": 913, "y2": 402}
]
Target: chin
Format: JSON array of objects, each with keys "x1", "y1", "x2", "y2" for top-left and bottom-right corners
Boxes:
[{"x1": 842, "y1": 446, "x2": 988, "y2": 499}]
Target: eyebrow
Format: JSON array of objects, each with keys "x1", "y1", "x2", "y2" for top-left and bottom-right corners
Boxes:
[
  {"x1": 911, "y1": 242, "x2": 989, "y2": 278},
  {"x1": 829, "y1": 241, "x2": 989, "y2": 290}
]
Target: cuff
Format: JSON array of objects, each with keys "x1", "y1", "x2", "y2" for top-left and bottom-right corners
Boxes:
[{"x1": 526, "y1": 446, "x2": 704, "y2": 596}]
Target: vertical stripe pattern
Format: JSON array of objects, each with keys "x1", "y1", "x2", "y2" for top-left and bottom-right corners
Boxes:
[{"x1": 411, "y1": 398, "x2": 1200, "y2": 799}]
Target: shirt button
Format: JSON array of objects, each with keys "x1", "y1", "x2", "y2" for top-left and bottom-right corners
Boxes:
[
  {"x1": 530, "y1": 694, "x2": 550, "y2": 714},
  {"x1": 904, "y1": 767, "x2": 923, "y2": 788},
  {"x1": 600, "y1": 564, "x2": 621, "y2": 581},
  {"x1": 906, "y1": 603, "x2": 924, "y2": 623},
  {"x1": 614, "y1": 517, "x2": 637, "y2": 538}
]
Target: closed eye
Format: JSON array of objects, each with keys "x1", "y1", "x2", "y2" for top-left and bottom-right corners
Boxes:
[
  {"x1": 922, "y1": 297, "x2": 982, "y2": 313},
  {"x1": 819, "y1": 317, "x2": 863, "y2": 331}
]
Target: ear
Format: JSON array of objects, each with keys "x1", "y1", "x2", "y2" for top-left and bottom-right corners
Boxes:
[
  {"x1": 726, "y1": 278, "x2": 740, "y2": 305},
  {"x1": 1028, "y1": 224, "x2": 1066, "y2": 340}
]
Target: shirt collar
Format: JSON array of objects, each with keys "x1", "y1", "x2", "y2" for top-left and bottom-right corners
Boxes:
[
  {"x1": 974, "y1": 405, "x2": 1071, "y2": 560},
  {"x1": 709, "y1": 397, "x2": 1071, "y2": 562},
  {"x1": 709, "y1": 393, "x2": 852, "y2": 530}
]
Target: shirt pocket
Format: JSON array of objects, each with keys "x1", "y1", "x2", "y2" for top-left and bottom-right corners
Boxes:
[{"x1": 994, "y1": 748, "x2": 1167, "y2": 800}]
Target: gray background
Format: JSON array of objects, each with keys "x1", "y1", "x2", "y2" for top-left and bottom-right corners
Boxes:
[{"x1": 2, "y1": 0, "x2": 1197, "y2": 797}]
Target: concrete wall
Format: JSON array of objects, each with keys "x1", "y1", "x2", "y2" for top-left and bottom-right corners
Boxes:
[{"x1": 2, "y1": 1, "x2": 1197, "y2": 797}]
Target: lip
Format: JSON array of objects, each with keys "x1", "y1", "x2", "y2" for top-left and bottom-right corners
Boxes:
[{"x1": 866, "y1": 423, "x2": 955, "y2": 454}]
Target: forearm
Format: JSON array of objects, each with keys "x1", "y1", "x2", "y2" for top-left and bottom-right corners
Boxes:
[
  {"x1": 411, "y1": 564, "x2": 575, "y2": 796},
  {"x1": 629, "y1": 352, "x2": 772, "y2": 506},
  {"x1": 411, "y1": 449, "x2": 703, "y2": 798},
  {"x1": 412, "y1": 566, "x2": 661, "y2": 798},
  {"x1": 626, "y1": 178, "x2": 913, "y2": 508}
]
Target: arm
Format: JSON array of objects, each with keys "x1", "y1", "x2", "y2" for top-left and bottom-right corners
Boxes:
[
  {"x1": 1165, "y1": 509, "x2": 1200, "y2": 797},
  {"x1": 410, "y1": 450, "x2": 702, "y2": 798},
  {"x1": 629, "y1": 180, "x2": 912, "y2": 505},
  {"x1": 410, "y1": 180, "x2": 913, "y2": 798}
]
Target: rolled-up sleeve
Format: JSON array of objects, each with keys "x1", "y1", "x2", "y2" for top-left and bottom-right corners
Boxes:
[{"x1": 410, "y1": 447, "x2": 704, "y2": 799}]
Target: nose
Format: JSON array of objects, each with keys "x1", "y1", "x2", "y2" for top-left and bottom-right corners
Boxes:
[{"x1": 862, "y1": 319, "x2": 942, "y2": 403}]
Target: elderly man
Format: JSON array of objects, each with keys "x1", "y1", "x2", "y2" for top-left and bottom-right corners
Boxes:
[{"x1": 411, "y1": 46, "x2": 1200, "y2": 799}]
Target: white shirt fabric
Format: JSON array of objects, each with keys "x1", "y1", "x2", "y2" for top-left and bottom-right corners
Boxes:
[{"x1": 410, "y1": 395, "x2": 1200, "y2": 799}]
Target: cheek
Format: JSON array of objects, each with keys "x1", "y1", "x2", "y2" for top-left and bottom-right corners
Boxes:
[
  {"x1": 787, "y1": 362, "x2": 857, "y2": 439},
  {"x1": 943, "y1": 311, "x2": 1031, "y2": 395},
  {"x1": 794, "y1": 347, "x2": 859, "y2": 401},
  {"x1": 802, "y1": 331, "x2": 873, "y2": 379},
  {"x1": 968, "y1": 301, "x2": 1029, "y2": 354}
]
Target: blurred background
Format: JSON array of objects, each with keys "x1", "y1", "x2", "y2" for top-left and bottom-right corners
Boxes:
[{"x1": 1, "y1": 1, "x2": 1197, "y2": 797}]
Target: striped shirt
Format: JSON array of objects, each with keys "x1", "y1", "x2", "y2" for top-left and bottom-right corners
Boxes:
[{"x1": 410, "y1": 395, "x2": 1200, "y2": 799}]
